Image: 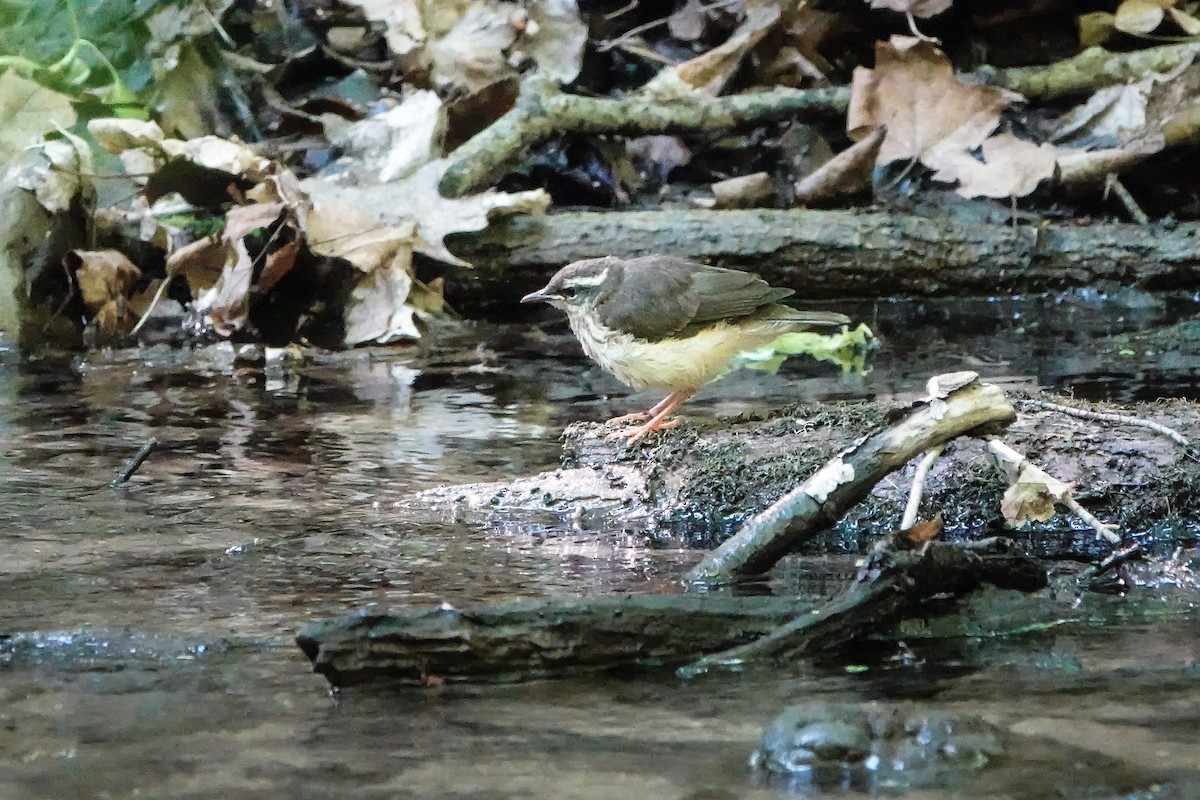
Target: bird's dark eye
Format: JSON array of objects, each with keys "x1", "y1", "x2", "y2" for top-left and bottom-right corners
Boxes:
[{"x1": 560, "y1": 286, "x2": 578, "y2": 299}]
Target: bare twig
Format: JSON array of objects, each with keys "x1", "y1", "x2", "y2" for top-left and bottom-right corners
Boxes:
[
  {"x1": 110, "y1": 437, "x2": 158, "y2": 487},
  {"x1": 130, "y1": 277, "x2": 172, "y2": 336},
  {"x1": 901, "y1": 444, "x2": 944, "y2": 530},
  {"x1": 1104, "y1": 173, "x2": 1150, "y2": 224},
  {"x1": 1018, "y1": 397, "x2": 1197, "y2": 459},
  {"x1": 1075, "y1": 542, "x2": 1144, "y2": 586},
  {"x1": 904, "y1": 11, "x2": 939, "y2": 44},
  {"x1": 1060, "y1": 493, "x2": 1120, "y2": 543}
]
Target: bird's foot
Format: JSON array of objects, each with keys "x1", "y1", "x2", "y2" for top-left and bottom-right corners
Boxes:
[
  {"x1": 605, "y1": 417, "x2": 678, "y2": 444},
  {"x1": 603, "y1": 411, "x2": 651, "y2": 427}
]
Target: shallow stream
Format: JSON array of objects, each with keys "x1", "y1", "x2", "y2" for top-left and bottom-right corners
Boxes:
[{"x1": 2, "y1": 292, "x2": 1199, "y2": 799}]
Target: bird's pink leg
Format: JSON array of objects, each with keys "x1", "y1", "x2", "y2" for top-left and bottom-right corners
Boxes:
[
  {"x1": 607, "y1": 389, "x2": 696, "y2": 444},
  {"x1": 603, "y1": 392, "x2": 677, "y2": 427}
]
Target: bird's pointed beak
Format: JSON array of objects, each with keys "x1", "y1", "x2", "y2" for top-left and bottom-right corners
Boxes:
[{"x1": 521, "y1": 288, "x2": 557, "y2": 304}]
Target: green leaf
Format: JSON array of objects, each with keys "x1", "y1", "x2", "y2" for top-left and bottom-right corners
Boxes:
[{"x1": 734, "y1": 323, "x2": 878, "y2": 375}]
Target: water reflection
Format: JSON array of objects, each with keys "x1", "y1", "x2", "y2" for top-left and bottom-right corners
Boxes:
[{"x1": 0, "y1": 299, "x2": 1198, "y2": 799}]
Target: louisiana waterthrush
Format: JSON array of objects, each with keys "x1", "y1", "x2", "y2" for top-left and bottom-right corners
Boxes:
[{"x1": 521, "y1": 255, "x2": 850, "y2": 443}]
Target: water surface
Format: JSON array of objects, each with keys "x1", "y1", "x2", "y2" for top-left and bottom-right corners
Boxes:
[{"x1": 1, "y1": 294, "x2": 1198, "y2": 799}]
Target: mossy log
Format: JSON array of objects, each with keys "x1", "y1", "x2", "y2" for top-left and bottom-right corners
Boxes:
[
  {"x1": 687, "y1": 375, "x2": 1015, "y2": 581},
  {"x1": 296, "y1": 538, "x2": 1046, "y2": 687},
  {"x1": 446, "y1": 210, "x2": 1200, "y2": 310},
  {"x1": 420, "y1": 390, "x2": 1200, "y2": 552}
]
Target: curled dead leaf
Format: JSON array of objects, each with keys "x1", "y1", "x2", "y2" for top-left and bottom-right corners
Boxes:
[
  {"x1": 642, "y1": 3, "x2": 782, "y2": 99},
  {"x1": 793, "y1": 126, "x2": 885, "y2": 205},
  {"x1": 66, "y1": 250, "x2": 143, "y2": 339},
  {"x1": 1115, "y1": 0, "x2": 1171, "y2": 34},
  {"x1": 67, "y1": 250, "x2": 142, "y2": 316},
  {"x1": 930, "y1": 133, "x2": 1059, "y2": 199},
  {"x1": 1078, "y1": 11, "x2": 1117, "y2": 47},
  {"x1": 1000, "y1": 463, "x2": 1072, "y2": 527},
  {"x1": 902, "y1": 513, "x2": 944, "y2": 545},
  {"x1": 848, "y1": 36, "x2": 1021, "y2": 169},
  {"x1": 711, "y1": 172, "x2": 774, "y2": 209}
]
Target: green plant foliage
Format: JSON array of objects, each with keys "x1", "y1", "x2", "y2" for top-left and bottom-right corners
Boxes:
[{"x1": 0, "y1": 0, "x2": 152, "y2": 116}]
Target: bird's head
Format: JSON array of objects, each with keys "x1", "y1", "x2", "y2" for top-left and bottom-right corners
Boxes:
[{"x1": 520, "y1": 257, "x2": 617, "y2": 312}]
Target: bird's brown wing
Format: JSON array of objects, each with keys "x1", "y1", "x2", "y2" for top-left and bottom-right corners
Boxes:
[
  {"x1": 593, "y1": 258, "x2": 700, "y2": 341},
  {"x1": 688, "y1": 265, "x2": 795, "y2": 323},
  {"x1": 597, "y1": 256, "x2": 820, "y2": 341}
]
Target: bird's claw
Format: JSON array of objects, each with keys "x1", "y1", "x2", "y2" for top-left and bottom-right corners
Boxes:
[
  {"x1": 603, "y1": 411, "x2": 651, "y2": 426},
  {"x1": 605, "y1": 418, "x2": 679, "y2": 444}
]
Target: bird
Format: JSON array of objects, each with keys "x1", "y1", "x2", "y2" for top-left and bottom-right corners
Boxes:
[{"x1": 521, "y1": 255, "x2": 851, "y2": 443}]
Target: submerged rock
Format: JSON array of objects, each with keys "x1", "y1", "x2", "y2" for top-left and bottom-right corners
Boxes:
[{"x1": 751, "y1": 702, "x2": 1003, "y2": 791}]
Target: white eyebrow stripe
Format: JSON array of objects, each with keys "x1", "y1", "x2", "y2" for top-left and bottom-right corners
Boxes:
[{"x1": 566, "y1": 268, "x2": 608, "y2": 288}]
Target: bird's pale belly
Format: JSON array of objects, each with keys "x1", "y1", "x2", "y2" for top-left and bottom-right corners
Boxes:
[{"x1": 568, "y1": 312, "x2": 779, "y2": 390}]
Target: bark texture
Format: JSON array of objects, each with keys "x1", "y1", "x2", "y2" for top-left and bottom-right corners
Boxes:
[{"x1": 446, "y1": 210, "x2": 1200, "y2": 310}]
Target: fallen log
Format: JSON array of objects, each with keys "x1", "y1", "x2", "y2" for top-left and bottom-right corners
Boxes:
[
  {"x1": 295, "y1": 537, "x2": 1046, "y2": 687},
  {"x1": 296, "y1": 594, "x2": 816, "y2": 687},
  {"x1": 680, "y1": 536, "x2": 1047, "y2": 676},
  {"x1": 445, "y1": 210, "x2": 1200, "y2": 310}
]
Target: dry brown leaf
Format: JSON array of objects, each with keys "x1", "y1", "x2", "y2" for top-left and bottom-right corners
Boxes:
[
  {"x1": 642, "y1": 2, "x2": 782, "y2": 99},
  {"x1": 68, "y1": 249, "x2": 143, "y2": 340},
  {"x1": 9, "y1": 130, "x2": 94, "y2": 214},
  {"x1": 1078, "y1": 11, "x2": 1117, "y2": 47},
  {"x1": 793, "y1": 126, "x2": 885, "y2": 204},
  {"x1": 903, "y1": 513, "x2": 944, "y2": 544},
  {"x1": 257, "y1": 240, "x2": 300, "y2": 293},
  {"x1": 847, "y1": 36, "x2": 1022, "y2": 168},
  {"x1": 525, "y1": 0, "x2": 588, "y2": 83},
  {"x1": 165, "y1": 236, "x2": 226, "y2": 291},
  {"x1": 869, "y1": 0, "x2": 953, "y2": 18},
  {"x1": 302, "y1": 184, "x2": 422, "y2": 344},
  {"x1": 427, "y1": 1, "x2": 525, "y2": 93},
  {"x1": 347, "y1": 0, "x2": 584, "y2": 91},
  {"x1": 326, "y1": 90, "x2": 442, "y2": 183},
  {"x1": 1051, "y1": 82, "x2": 1152, "y2": 145},
  {"x1": 342, "y1": 0, "x2": 426, "y2": 56},
  {"x1": 757, "y1": 7, "x2": 841, "y2": 86},
  {"x1": 305, "y1": 159, "x2": 548, "y2": 267},
  {"x1": 1115, "y1": 0, "x2": 1172, "y2": 34},
  {"x1": 68, "y1": 250, "x2": 142, "y2": 316},
  {"x1": 193, "y1": 236, "x2": 254, "y2": 336},
  {"x1": 167, "y1": 204, "x2": 291, "y2": 337},
  {"x1": 88, "y1": 118, "x2": 274, "y2": 185},
  {"x1": 711, "y1": 172, "x2": 774, "y2": 208},
  {"x1": 1000, "y1": 462, "x2": 1071, "y2": 527},
  {"x1": 304, "y1": 188, "x2": 418, "y2": 272},
  {"x1": 225, "y1": 202, "x2": 286, "y2": 241},
  {"x1": 344, "y1": 260, "x2": 421, "y2": 345},
  {"x1": 930, "y1": 133, "x2": 1058, "y2": 199},
  {"x1": 1168, "y1": 5, "x2": 1200, "y2": 33}
]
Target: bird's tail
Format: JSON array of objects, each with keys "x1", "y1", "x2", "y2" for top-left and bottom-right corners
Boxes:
[{"x1": 759, "y1": 307, "x2": 852, "y2": 329}]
